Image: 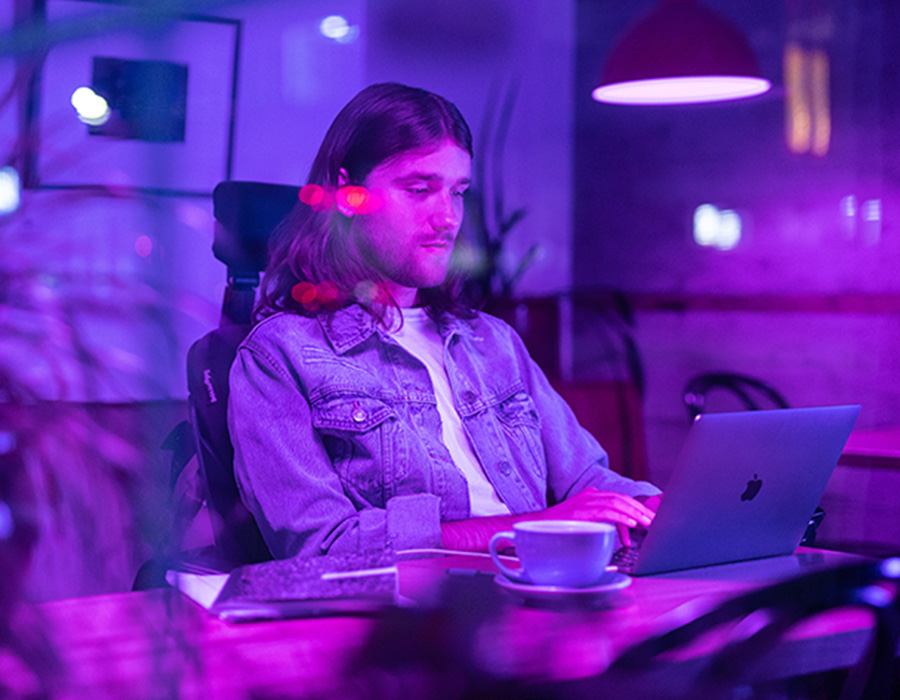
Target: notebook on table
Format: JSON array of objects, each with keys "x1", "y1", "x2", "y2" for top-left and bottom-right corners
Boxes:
[{"x1": 613, "y1": 405, "x2": 860, "y2": 576}]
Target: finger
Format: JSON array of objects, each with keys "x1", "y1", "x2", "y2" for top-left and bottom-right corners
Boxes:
[
  {"x1": 588, "y1": 494, "x2": 655, "y2": 527},
  {"x1": 589, "y1": 509, "x2": 640, "y2": 531},
  {"x1": 617, "y1": 523, "x2": 632, "y2": 547}
]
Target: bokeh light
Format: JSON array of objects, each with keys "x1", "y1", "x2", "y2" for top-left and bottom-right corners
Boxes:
[
  {"x1": 317, "y1": 280, "x2": 339, "y2": 305},
  {"x1": 291, "y1": 281, "x2": 317, "y2": 306},
  {"x1": 0, "y1": 166, "x2": 21, "y2": 216},
  {"x1": 300, "y1": 184, "x2": 335, "y2": 212},
  {"x1": 299, "y1": 184, "x2": 324, "y2": 206},
  {"x1": 319, "y1": 15, "x2": 359, "y2": 44},
  {"x1": 693, "y1": 204, "x2": 741, "y2": 251},
  {"x1": 291, "y1": 280, "x2": 343, "y2": 311},
  {"x1": 881, "y1": 557, "x2": 900, "y2": 579},
  {"x1": 70, "y1": 86, "x2": 111, "y2": 126},
  {"x1": 134, "y1": 235, "x2": 153, "y2": 258},
  {"x1": 0, "y1": 501, "x2": 13, "y2": 540},
  {"x1": 336, "y1": 185, "x2": 381, "y2": 215},
  {"x1": 320, "y1": 15, "x2": 349, "y2": 39},
  {"x1": 353, "y1": 280, "x2": 391, "y2": 305}
]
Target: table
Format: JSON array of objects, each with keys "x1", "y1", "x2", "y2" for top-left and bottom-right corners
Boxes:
[
  {"x1": 0, "y1": 549, "x2": 879, "y2": 700},
  {"x1": 840, "y1": 427, "x2": 900, "y2": 470}
]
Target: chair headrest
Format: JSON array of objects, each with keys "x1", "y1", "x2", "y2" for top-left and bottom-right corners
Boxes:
[{"x1": 212, "y1": 181, "x2": 300, "y2": 274}]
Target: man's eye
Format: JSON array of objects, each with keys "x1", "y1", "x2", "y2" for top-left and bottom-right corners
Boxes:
[{"x1": 407, "y1": 186, "x2": 429, "y2": 195}]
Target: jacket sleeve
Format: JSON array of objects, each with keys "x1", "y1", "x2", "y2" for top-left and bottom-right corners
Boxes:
[
  {"x1": 228, "y1": 341, "x2": 442, "y2": 559},
  {"x1": 506, "y1": 325, "x2": 662, "y2": 504}
]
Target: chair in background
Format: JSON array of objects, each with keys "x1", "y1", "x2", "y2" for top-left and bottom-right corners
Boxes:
[
  {"x1": 683, "y1": 371, "x2": 789, "y2": 423},
  {"x1": 681, "y1": 371, "x2": 825, "y2": 546},
  {"x1": 529, "y1": 557, "x2": 900, "y2": 700}
]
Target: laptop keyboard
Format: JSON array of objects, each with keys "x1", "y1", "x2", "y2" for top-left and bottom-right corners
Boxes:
[
  {"x1": 610, "y1": 545, "x2": 639, "y2": 574},
  {"x1": 610, "y1": 528, "x2": 648, "y2": 574}
]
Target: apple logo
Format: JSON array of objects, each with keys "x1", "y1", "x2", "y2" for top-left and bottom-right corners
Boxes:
[{"x1": 741, "y1": 474, "x2": 763, "y2": 502}]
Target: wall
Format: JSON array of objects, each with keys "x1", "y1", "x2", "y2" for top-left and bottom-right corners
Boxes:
[{"x1": 365, "y1": 0, "x2": 575, "y2": 299}]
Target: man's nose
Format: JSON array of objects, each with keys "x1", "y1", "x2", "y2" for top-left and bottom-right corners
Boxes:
[{"x1": 432, "y1": 191, "x2": 461, "y2": 231}]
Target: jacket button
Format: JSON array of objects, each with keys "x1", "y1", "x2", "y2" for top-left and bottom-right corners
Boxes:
[
  {"x1": 462, "y1": 390, "x2": 477, "y2": 403},
  {"x1": 352, "y1": 406, "x2": 367, "y2": 422},
  {"x1": 498, "y1": 461, "x2": 512, "y2": 476}
]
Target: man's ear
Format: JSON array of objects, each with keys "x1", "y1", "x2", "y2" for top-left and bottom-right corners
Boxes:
[{"x1": 336, "y1": 168, "x2": 354, "y2": 217}]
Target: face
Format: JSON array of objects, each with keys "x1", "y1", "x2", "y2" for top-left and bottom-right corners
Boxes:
[{"x1": 344, "y1": 140, "x2": 471, "y2": 307}]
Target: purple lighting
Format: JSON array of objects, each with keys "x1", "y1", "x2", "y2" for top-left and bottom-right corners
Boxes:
[{"x1": 592, "y1": 75, "x2": 771, "y2": 105}]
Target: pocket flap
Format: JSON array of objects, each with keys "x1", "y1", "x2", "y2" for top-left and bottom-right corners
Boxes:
[{"x1": 312, "y1": 396, "x2": 394, "y2": 432}]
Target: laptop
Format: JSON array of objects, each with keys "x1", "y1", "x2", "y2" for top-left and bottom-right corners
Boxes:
[{"x1": 615, "y1": 405, "x2": 860, "y2": 576}]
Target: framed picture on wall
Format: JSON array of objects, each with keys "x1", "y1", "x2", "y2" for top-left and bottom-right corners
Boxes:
[{"x1": 35, "y1": 0, "x2": 241, "y2": 196}]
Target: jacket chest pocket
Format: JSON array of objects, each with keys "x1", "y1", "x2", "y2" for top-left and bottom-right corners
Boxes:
[
  {"x1": 492, "y1": 391, "x2": 546, "y2": 478},
  {"x1": 311, "y1": 396, "x2": 398, "y2": 506}
]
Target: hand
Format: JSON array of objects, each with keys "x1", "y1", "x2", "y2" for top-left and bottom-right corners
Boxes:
[{"x1": 529, "y1": 487, "x2": 658, "y2": 546}]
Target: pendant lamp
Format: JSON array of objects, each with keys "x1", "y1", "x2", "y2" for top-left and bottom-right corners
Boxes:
[{"x1": 592, "y1": 0, "x2": 771, "y2": 105}]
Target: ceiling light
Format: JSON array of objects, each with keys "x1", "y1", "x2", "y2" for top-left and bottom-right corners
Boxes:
[{"x1": 593, "y1": 0, "x2": 771, "y2": 105}]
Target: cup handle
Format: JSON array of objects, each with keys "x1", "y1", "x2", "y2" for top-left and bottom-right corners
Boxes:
[{"x1": 489, "y1": 531, "x2": 529, "y2": 583}]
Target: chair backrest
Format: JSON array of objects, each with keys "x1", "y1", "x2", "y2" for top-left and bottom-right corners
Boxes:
[
  {"x1": 683, "y1": 371, "x2": 789, "y2": 423},
  {"x1": 532, "y1": 558, "x2": 900, "y2": 700},
  {"x1": 182, "y1": 181, "x2": 299, "y2": 565},
  {"x1": 187, "y1": 324, "x2": 271, "y2": 564},
  {"x1": 212, "y1": 181, "x2": 299, "y2": 326}
]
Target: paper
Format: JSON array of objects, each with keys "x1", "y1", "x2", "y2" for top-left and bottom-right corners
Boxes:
[
  {"x1": 167, "y1": 550, "x2": 399, "y2": 622},
  {"x1": 165, "y1": 570, "x2": 229, "y2": 610}
]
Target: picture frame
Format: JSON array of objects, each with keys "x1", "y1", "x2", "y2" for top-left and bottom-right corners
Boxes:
[{"x1": 35, "y1": 0, "x2": 241, "y2": 196}]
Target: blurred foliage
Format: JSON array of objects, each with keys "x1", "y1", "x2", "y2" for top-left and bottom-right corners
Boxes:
[{"x1": 458, "y1": 81, "x2": 538, "y2": 306}]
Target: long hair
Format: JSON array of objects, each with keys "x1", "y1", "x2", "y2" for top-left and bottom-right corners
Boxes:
[{"x1": 256, "y1": 83, "x2": 476, "y2": 324}]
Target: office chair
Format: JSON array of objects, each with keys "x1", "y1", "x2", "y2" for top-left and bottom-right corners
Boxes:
[
  {"x1": 681, "y1": 371, "x2": 825, "y2": 547},
  {"x1": 187, "y1": 181, "x2": 299, "y2": 566},
  {"x1": 133, "y1": 182, "x2": 299, "y2": 588}
]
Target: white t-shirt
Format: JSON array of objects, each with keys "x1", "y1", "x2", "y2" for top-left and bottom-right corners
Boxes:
[{"x1": 388, "y1": 308, "x2": 511, "y2": 517}]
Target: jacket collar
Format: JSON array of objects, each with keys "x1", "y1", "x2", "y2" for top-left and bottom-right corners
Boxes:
[{"x1": 317, "y1": 303, "x2": 473, "y2": 354}]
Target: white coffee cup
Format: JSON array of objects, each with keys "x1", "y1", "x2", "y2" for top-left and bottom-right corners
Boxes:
[{"x1": 489, "y1": 520, "x2": 616, "y2": 588}]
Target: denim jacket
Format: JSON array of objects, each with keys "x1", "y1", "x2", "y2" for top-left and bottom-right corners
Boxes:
[{"x1": 228, "y1": 305, "x2": 660, "y2": 559}]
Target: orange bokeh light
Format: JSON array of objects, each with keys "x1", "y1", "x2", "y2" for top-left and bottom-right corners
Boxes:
[{"x1": 336, "y1": 185, "x2": 381, "y2": 215}]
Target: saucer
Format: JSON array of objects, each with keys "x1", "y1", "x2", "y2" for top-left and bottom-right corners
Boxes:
[{"x1": 493, "y1": 572, "x2": 632, "y2": 605}]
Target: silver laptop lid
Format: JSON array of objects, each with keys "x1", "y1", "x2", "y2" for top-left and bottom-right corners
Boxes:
[{"x1": 633, "y1": 405, "x2": 860, "y2": 576}]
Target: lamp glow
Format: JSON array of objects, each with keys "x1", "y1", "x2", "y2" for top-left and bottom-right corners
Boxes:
[{"x1": 593, "y1": 76, "x2": 770, "y2": 105}]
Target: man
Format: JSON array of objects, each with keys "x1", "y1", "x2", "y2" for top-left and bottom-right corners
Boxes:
[{"x1": 228, "y1": 83, "x2": 661, "y2": 559}]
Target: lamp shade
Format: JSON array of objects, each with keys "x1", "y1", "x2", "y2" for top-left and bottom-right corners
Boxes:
[{"x1": 593, "y1": 0, "x2": 771, "y2": 105}]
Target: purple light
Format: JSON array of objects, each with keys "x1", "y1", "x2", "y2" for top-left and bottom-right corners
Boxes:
[
  {"x1": 881, "y1": 557, "x2": 900, "y2": 579},
  {"x1": 592, "y1": 75, "x2": 771, "y2": 105}
]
